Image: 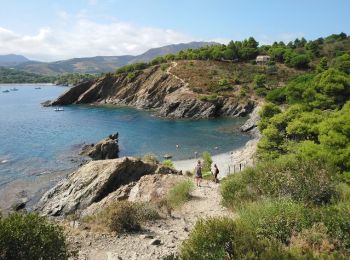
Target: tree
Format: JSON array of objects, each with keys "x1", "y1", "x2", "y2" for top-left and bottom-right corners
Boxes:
[{"x1": 0, "y1": 213, "x2": 67, "y2": 260}]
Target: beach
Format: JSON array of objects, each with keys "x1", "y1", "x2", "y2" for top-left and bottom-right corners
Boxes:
[{"x1": 173, "y1": 137, "x2": 259, "y2": 178}]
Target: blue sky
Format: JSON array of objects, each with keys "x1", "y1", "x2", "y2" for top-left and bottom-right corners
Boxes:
[{"x1": 0, "y1": 0, "x2": 349, "y2": 61}]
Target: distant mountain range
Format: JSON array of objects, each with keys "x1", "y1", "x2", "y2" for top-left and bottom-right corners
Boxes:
[
  {"x1": 0, "y1": 42, "x2": 216, "y2": 75},
  {"x1": 0, "y1": 54, "x2": 30, "y2": 67}
]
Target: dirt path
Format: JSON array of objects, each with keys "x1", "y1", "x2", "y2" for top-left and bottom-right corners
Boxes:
[
  {"x1": 166, "y1": 61, "x2": 189, "y2": 88},
  {"x1": 67, "y1": 181, "x2": 233, "y2": 260}
]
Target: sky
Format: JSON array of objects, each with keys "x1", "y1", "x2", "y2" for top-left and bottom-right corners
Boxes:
[{"x1": 0, "y1": 0, "x2": 349, "y2": 61}]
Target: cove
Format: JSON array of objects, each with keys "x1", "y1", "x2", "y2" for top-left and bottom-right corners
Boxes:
[{"x1": 0, "y1": 84, "x2": 251, "y2": 188}]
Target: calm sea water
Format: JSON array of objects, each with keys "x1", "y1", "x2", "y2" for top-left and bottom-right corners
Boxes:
[{"x1": 0, "y1": 84, "x2": 250, "y2": 187}]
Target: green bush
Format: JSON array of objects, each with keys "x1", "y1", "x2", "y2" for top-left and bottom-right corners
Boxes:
[
  {"x1": 162, "y1": 159, "x2": 174, "y2": 168},
  {"x1": 238, "y1": 199, "x2": 307, "y2": 244},
  {"x1": 181, "y1": 217, "x2": 289, "y2": 260},
  {"x1": 165, "y1": 180, "x2": 194, "y2": 209},
  {"x1": 0, "y1": 213, "x2": 67, "y2": 260},
  {"x1": 222, "y1": 155, "x2": 337, "y2": 208},
  {"x1": 199, "y1": 94, "x2": 219, "y2": 102},
  {"x1": 265, "y1": 87, "x2": 287, "y2": 104},
  {"x1": 201, "y1": 151, "x2": 213, "y2": 173}
]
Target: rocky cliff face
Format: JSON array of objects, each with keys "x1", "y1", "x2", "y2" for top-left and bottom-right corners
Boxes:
[
  {"x1": 36, "y1": 157, "x2": 179, "y2": 216},
  {"x1": 49, "y1": 65, "x2": 255, "y2": 119}
]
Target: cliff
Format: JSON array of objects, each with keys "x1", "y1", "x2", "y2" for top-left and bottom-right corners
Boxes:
[{"x1": 49, "y1": 63, "x2": 255, "y2": 119}]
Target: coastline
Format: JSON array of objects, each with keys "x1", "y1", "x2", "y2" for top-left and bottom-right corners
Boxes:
[{"x1": 173, "y1": 137, "x2": 259, "y2": 178}]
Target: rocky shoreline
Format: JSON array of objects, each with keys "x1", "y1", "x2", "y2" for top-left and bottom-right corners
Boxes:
[{"x1": 44, "y1": 65, "x2": 256, "y2": 119}]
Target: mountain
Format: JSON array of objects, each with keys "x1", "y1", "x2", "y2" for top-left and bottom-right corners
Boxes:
[
  {"x1": 0, "y1": 54, "x2": 30, "y2": 66},
  {"x1": 14, "y1": 41, "x2": 216, "y2": 75}
]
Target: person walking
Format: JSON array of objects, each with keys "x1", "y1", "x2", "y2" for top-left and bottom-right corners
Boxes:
[
  {"x1": 194, "y1": 160, "x2": 203, "y2": 187},
  {"x1": 212, "y1": 164, "x2": 219, "y2": 183}
]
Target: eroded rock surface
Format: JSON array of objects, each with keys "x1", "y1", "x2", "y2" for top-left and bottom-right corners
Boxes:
[
  {"x1": 82, "y1": 174, "x2": 185, "y2": 217},
  {"x1": 48, "y1": 66, "x2": 256, "y2": 119},
  {"x1": 36, "y1": 157, "x2": 169, "y2": 216},
  {"x1": 80, "y1": 133, "x2": 119, "y2": 160}
]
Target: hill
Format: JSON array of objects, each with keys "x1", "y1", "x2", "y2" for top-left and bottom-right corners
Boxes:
[
  {"x1": 14, "y1": 41, "x2": 215, "y2": 75},
  {"x1": 0, "y1": 54, "x2": 30, "y2": 67}
]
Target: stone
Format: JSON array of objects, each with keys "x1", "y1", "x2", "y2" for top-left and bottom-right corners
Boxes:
[
  {"x1": 48, "y1": 65, "x2": 256, "y2": 119},
  {"x1": 149, "y1": 239, "x2": 162, "y2": 246},
  {"x1": 80, "y1": 133, "x2": 119, "y2": 160},
  {"x1": 11, "y1": 197, "x2": 28, "y2": 211},
  {"x1": 36, "y1": 157, "x2": 159, "y2": 216}
]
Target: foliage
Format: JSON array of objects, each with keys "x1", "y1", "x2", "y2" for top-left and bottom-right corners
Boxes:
[
  {"x1": 162, "y1": 159, "x2": 174, "y2": 168},
  {"x1": 0, "y1": 67, "x2": 97, "y2": 84},
  {"x1": 198, "y1": 94, "x2": 218, "y2": 102},
  {"x1": 165, "y1": 180, "x2": 194, "y2": 209},
  {"x1": 221, "y1": 155, "x2": 337, "y2": 208},
  {"x1": 181, "y1": 217, "x2": 292, "y2": 260},
  {"x1": 0, "y1": 213, "x2": 67, "y2": 260},
  {"x1": 85, "y1": 201, "x2": 160, "y2": 233},
  {"x1": 201, "y1": 151, "x2": 213, "y2": 173}
]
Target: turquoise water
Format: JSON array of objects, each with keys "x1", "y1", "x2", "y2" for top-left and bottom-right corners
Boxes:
[{"x1": 0, "y1": 84, "x2": 250, "y2": 187}]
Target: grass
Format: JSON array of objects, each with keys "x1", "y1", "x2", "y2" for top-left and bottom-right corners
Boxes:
[
  {"x1": 171, "y1": 60, "x2": 301, "y2": 100},
  {"x1": 164, "y1": 180, "x2": 194, "y2": 210},
  {"x1": 83, "y1": 201, "x2": 160, "y2": 233}
]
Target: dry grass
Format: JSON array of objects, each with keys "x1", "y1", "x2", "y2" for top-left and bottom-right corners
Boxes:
[{"x1": 171, "y1": 60, "x2": 301, "y2": 100}]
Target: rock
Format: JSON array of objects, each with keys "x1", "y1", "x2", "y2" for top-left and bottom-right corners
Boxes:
[
  {"x1": 240, "y1": 105, "x2": 261, "y2": 132},
  {"x1": 80, "y1": 133, "x2": 119, "y2": 160},
  {"x1": 36, "y1": 157, "x2": 159, "y2": 216},
  {"x1": 141, "y1": 234, "x2": 154, "y2": 239},
  {"x1": 48, "y1": 66, "x2": 256, "y2": 119},
  {"x1": 149, "y1": 239, "x2": 162, "y2": 246},
  {"x1": 82, "y1": 173, "x2": 184, "y2": 217},
  {"x1": 11, "y1": 197, "x2": 28, "y2": 211}
]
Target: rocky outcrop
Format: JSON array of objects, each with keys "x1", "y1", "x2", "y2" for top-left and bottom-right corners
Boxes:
[
  {"x1": 80, "y1": 133, "x2": 119, "y2": 160},
  {"x1": 240, "y1": 104, "x2": 262, "y2": 138},
  {"x1": 36, "y1": 157, "x2": 180, "y2": 216},
  {"x1": 47, "y1": 66, "x2": 255, "y2": 119},
  {"x1": 82, "y1": 174, "x2": 185, "y2": 217}
]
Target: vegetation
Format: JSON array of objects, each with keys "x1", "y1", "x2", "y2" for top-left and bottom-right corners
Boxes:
[
  {"x1": 164, "y1": 180, "x2": 194, "y2": 209},
  {"x1": 0, "y1": 67, "x2": 98, "y2": 84},
  {"x1": 181, "y1": 32, "x2": 350, "y2": 259},
  {"x1": 84, "y1": 201, "x2": 160, "y2": 233},
  {"x1": 162, "y1": 159, "x2": 174, "y2": 168},
  {"x1": 0, "y1": 213, "x2": 67, "y2": 260}
]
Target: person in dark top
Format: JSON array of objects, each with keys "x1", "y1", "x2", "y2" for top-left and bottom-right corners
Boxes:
[
  {"x1": 212, "y1": 164, "x2": 219, "y2": 183},
  {"x1": 195, "y1": 160, "x2": 203, "y2": 187}
]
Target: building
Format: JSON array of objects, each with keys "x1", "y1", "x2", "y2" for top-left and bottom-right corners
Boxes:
[{"x1": 256, "y1": 55, "x2": 271, "y2": 65}]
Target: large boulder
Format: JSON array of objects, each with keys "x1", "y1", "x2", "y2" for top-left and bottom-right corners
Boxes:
[
  {"x1": 36, "y1": 157, "x2": 162, "y2": 216},
  {"x1": 80, "y1": 133, "x2": 119, "y2": 160},
  {"x1": 81, "y1": 174, "x2": 186, "y2": 217}
]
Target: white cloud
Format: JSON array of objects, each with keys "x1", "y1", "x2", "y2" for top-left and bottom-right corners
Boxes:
[{"x1": 0, "y1": 14, "x2": 195, "y2": 61}]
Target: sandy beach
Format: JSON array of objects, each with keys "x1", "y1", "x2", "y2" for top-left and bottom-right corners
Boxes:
[{"x1": 173, "y1": 137, "x2": 259, "y2": 178}]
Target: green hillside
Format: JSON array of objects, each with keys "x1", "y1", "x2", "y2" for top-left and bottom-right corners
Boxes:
[{"x1": 179, "y1": 33, "x2": 350, "y2": 259}]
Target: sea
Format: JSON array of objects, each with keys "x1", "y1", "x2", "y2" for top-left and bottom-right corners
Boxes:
[{"x1": 0, "y1": 84, "x2": 251, "y2": 209}]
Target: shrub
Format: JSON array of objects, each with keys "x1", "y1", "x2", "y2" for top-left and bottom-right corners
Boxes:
[
  {"x1": 0, "y1": 213, "x2": 67, "y2": 260},
  {"x1": 238, "y1": 199, "x2": 307, "y2": 244},
  {"x1": 222, "y1": 155, "x2": 337, "y2": 208},
  {"x1": 165, "y1": 180, "x2": 194, "y2": 209},
  {"x1": 201, "y1": 151, "x2": 213, "y2": 173},
  {"x1": 289, "y1": 223, "x2": 337, "y2": 257},
  {"x1": 162, "y1": 159, "x2": 174, "y2": 168},
  {"x1": 318, "y1": 203, "x2": 350, "y2": 250},
  {"x1": 87, "y1": 201, "x2": 160, "y2": 233},
  {"x1": 199, "y1": 94, "x2": 219, "y2": 102},
  {"x1": 181, "y1": 217, "x2": 288, "y2": 260},
  {"x1": 265, "y1": 87, "x2": 287, "y2": 104}
]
